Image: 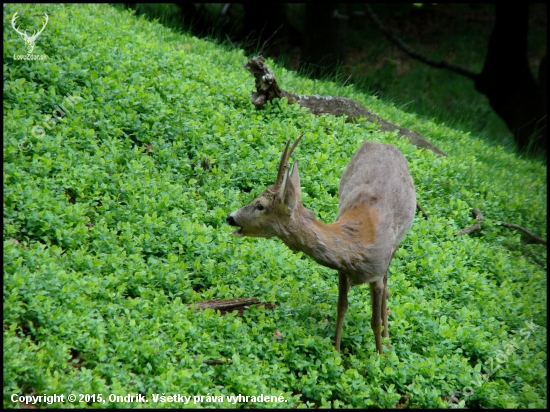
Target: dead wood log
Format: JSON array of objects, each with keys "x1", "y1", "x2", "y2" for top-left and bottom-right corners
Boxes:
[
  {"x1": 187, "y1": 297, "x2": 276, "y2": 316},
  {"x1": 456, "y1": 208, "x2": 547, "y2": 245},
  {"x1": 244, "y1": 56, "x2": 447, "y2": 157}
]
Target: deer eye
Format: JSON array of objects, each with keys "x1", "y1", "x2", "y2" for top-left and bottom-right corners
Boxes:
[{"x1": 256, "y1": 203, "x2": 264, "y2": 211}]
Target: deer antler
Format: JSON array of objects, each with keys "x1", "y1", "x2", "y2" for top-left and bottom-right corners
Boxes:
[
  {"x1": 11, "y1": 12, "x2": 27, "y2": 37},
  {"x1": 274, "y1": 133, "x2": 304, "y2": 191},
  {"x1": 274, "y1": 140, "x2": 291, "y2": 191}
]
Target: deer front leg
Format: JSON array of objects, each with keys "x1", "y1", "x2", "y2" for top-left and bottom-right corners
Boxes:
[
  {"x1": 334, "y1": 271, "x2": 350, "y2": 353},
  {"x1": 370, "y1": 278, "x2": 385, "y2": 354}
]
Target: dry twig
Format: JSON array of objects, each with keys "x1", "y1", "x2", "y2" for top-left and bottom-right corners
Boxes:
[
  {"x1": 499, "y1": 221, "x2": 547, "y2": 245},
  {"x1": 456, "y1": 208, "x2": 546, "y2": 245},
  {"x1": 203, "y1": 359, "x2": 229, "y2": 365},
  {"x1": 455, "y1": 208, "x2": 483, "y2": 235},
  {"x1": 364, "y1": 4, "x2": 477, "y2": 80},
  {"x1": 417, "y1": 203, "x2": 429, "y2": 220},
  {"x1": 187, "y1": 297, "x2": 276, "y2": 316}
]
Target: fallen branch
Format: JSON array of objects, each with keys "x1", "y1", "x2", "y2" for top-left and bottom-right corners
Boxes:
[
  {"x1": 203, "y1": 359, "x2": 230, "y2": 365},
  {"x1": 456, "y1": 208, "x2": 547, "y2": 245},
  {"x1": 455, "y1": 208, "x2": 483, "y2": 235},
  {"x1": 499, "y1": 221, "x2": 547, "y2": 245},
  {"x1": 244, "y1": 56, "x2": 447, "y2": 157},
  {"x1": 187, "y1": 297, "x2": 276, "y2": 316}
]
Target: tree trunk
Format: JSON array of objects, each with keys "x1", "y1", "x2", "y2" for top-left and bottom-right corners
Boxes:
[
  {"x1": 302, "y1": 3, "x2": 348, "y2": 78},
  {"x1": 475, "y1": 4, "x2": 546, "y2": 154}
]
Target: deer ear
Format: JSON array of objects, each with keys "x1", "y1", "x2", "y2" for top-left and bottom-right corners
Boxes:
[
  {"x1": 288, "y1": 160, "x2": 302, "y2": 201},
  {"x1": 278, "y1": 160, "x2": 301, "y2": 209}
]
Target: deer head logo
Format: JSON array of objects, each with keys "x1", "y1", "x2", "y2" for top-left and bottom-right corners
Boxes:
[{"x1": 11, "y1": 11, "x2": 49, "y2": 54}]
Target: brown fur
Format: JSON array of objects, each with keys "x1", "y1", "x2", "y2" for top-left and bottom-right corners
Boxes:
[
  {"x1": 330, "y1": 204, "x2": 380, "y2": 246},
  {"x1": 227, "y1": 139, "x2": 416, "y2": 354}
]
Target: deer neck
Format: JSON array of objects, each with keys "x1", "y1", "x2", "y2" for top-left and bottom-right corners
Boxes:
[{"x1": 278, "y1": 204, "x2": 380, "y2": 272}]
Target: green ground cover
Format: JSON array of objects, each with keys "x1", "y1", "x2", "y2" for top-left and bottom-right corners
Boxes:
[
  {"x1": 3, "y1": 4, "x2": 546, "y2": 408},
  {"x1": 112, "y1": 3, "x2": 547, "y2": 156}
]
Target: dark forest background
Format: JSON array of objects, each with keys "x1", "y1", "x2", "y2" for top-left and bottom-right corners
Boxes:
[{"x1": 119, "y1": 3, "x2": 547, "y2": 159}]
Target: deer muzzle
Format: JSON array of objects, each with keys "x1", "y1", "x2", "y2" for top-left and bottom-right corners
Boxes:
[{"x1": 226, "y1": 214, "x2": 243, "y2": 236}]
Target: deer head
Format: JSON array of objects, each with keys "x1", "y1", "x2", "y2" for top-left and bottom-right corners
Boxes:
[
  {"x1": 226, "y1": 133, "x2": 304, "y2": 238},
  {"x1": 11, "y1": 11, "x2": 49, "y2": 54}
]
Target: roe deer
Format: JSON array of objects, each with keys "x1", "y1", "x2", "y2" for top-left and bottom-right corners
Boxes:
[{"x1": 226, "y1": 134, "x2": 416, "y2": 353}]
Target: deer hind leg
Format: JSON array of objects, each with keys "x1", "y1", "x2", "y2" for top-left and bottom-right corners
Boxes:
[
  {"x1": 381, "y1": 272, "x2": 389, "y2": 339},
  {"x1": 382, "y1": 250, "x2": 397, "y2": 341},
  {"x1": 370, "y1": 278, "x2": 385, "y2": 354},
  {"x1": 334, "y1": 271, "x2": 350, "y2": 353}
]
